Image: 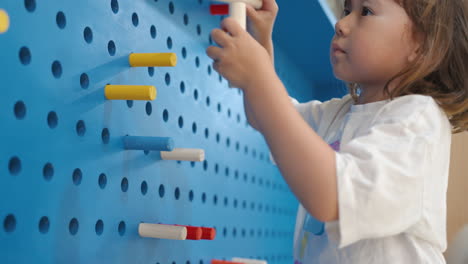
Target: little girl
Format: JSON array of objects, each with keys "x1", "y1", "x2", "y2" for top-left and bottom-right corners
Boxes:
[{"x1": 206, "y1": 0, "x2": 468, "y2": 263}]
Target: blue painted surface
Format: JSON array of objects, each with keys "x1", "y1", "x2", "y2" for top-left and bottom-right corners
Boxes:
[{"x1": 0, "y1": 0, "x2": 338, "y2": 263}]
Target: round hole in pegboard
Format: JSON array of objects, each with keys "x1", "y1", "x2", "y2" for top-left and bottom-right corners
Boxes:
[
  {"x1": 76, "y1": 120, "x2": 86, "y2": 137},
  {"x1": 183, "y1": 13, "x2": 189, "y2": 25},
  {"x1": 127, "y1": 100, "x2": 133, "y2": 108},
  {"x1": 69, "y1": 218, "x2": 79, "y2": 235},
  {"x1": 149, "y1": 25, "x2": 158, "y2": 39},
  {"x1": 121, "y1": 178, "x2": 128, "y2": 192},
  {"x1": 4, "y1": 214, "x2": 16, "y2": 233},
  {"x1": 207, "y1": 65, "x2": 212, "y2": 75},
  {"x1": 188, "y1": 190, "x2": 194, "y2": 201},
  {"x1": 227, "y1": 108, "x2": 231, "y2": 118},
  {"x1": 195, "y1": 56, "x2": 200, "y2": 68},
  {"x1": 108, "y1": 40, "x2": 116, "y2": 56},
  {"x1": 218, "y1": 74, "x2": 223, "y2": 83},
  {"x1": 80, "y1": 73, "x2": 89, "y2": 89},
  {"x1": 208, "y1": 35, "x2": 213, "y2": 45},
  {"x1": 202, "y1": 160, "x2": 208, "y2": 171},
  {"x1": 24, "y1": 0, "x2": 36, "y2": 12},
  {"x1": 205, "y1": 96, "x2": 210, "y2": 107},
  {"x1": 214, "y1": 163, "x2": 219, "y2": 174},
  {"x1": 242, "y1": 200, "x2": 246, "y2": 209},
  {"x1": 215, "y1": 133, "x2": 220, "y2": 143},
  {"x1": 158, "y1": 184, "x2": 165, "y2": 198},
  {"x1": 148, "y1": 67, "x2": 154, "y2": 77},
  {"x1": 38, "y1": 216, "x2": 49, "y2": 234},
  {"x1": 241, "y1": 228, "x2": 246, "y2": 237},
  {"x1": 181, "y1": 47, "x2": 187, "y2": 59},
  {"x1": 83, "y1": 26, "x2": 93, "y2": 43},
  {"x1": 98, "y1": 173, "x2": 107, "y2": 189},
  {"x1": 204, "y1": 128, "x2": 209, "y2": 139},
  {"x1": 56, "y1": 11, "x2": 66, "y2": 29},
  {"x1": 213, "y1": 194, "x2": 218, "y2": 205},
  {"x1": 235, "y1": 141, "x2": 239, "y2": 151},
  {"x1": 145, "y1": 102, "x2": 152, "y2": 116},
  {"x1": 101, "y1": 128, "x2": 110, "y2": 144},
  {"x1": 201, "y1": 192, "x2": 206, "y2": 203},
  {"x1": 190, "y1": 161, "x2": 195, "y2": 168},
  {"x1": 236, "y1": 114, "x2": 241, "y2": 123},
  {"x1": 132, "y1": 12, "x2": 139, "y2": 27},
  {"x1": 198, "y1": 0, "x2": 203, "y2": 4},
  {"x1": 232, "y1": 228, "x2": 237, "y2": 237},
  {"x1": 193, "y1": 89, "x2": 198, "y2": 101},
  {"x1": 162, "y1": 109, "x2": 169, "y2": 122},
  {"x1": 196, "y1": 24, "x2": 202, "y2": 36},
  {"x1": 224, "y1": 167, "x2": 230, "y2": 177},
  {"x1": 43, "y1": 162, "x2": 54, "y2": 181},
  {"x1": 51, "y1": 60, "x2": 62, "y2": 78},
  {"x1": 169, "y1": 1, "x2": 175, "y2": 14},
  {"x1": 167, "y1": 37, "x2": 173, "y2": 49},
  {"x1": 192, "y1": 122, "x2": 197, "y2": 134},
  {"x1": 19, "y1": 46, "x2": 31, "y2": 65},
  {"x1": 111, "y1": 0, "x2": 119, "y2": 14},
  {"x1": 72, "y1": 168, "x2": 82, "y2": 185},
  {"x1": 118, "y1": 221, "x2": 126, "y2": 236},
  {"x1": 179, "y1": 81, "x2": 185, "y2": 94},
  {"x1": 234, "y1": 170, "x2": 239, "y2": 179},
  {"x1": 251, "y1": 175, "x2": 256, "y2": 184},
  {"x1": 223, "y1": 197, "x2": 229, "y2": 207},
  {"x1": 95, "y1": 219, "x2": 104, "y2": 236},
  {"x1": 8, "y1": 156, "x2": 21, "y2": 176},
  {"x1": 174, "y1": 187, "x2": 180, "y2": 200},
  {"x1": 222, "y1": 227, "x2": 227, "y2": 237},
  {"x1": 47, "y1": 111, "x2": 58, "y2": 129},
  {"x1": 14, "y1": 100, "x2": 26, "y2": 120},
  {"x1": 244, "y1": 145, "x2": 249, "y2": 155},
  {"x1": 178, "y1": 116, "x2": 184, "y2": 128},
  {"x1": 226, "y1": 137, "x2": 230, "y2": 148},
  {"x1": 243, "y1": 173, "x2": 248, "y2": 182},
  {"x1": 141, "y1": 181, "x2": 148, "y2": 195},
  {"x1": 165, "y1": 73, "x2": 171, "y2": 86},
  {"x1": 217, "y1": 103, "x2": 221, "y2": 113}
]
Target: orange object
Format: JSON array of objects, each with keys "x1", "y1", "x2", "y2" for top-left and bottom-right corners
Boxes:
[
  {"x1": 176, "y1": 225, "x2": 202, "y2": 240},
  {"x1": 211, "y1": 260, "x2": 244, "y2": 264},
  {"x1": 201, "y1": 227, "x2": 216, "y2": 240},
  {"x1": 210, "y1": 4, "x2": 229, "y2": 15}
]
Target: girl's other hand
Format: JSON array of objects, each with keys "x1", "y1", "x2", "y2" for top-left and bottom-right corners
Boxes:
[{"x1": 206, "y1": 17, "x2": 276, "y2": 90}]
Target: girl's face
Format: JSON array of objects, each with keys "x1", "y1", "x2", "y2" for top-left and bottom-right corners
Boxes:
[{"x1": 330, "y1": 0, "x2": 419, "y2": 87}]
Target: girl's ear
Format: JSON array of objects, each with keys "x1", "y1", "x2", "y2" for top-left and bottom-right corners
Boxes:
[{"x1": 407, "y1": 30, "x2": 424, "y2": 63}]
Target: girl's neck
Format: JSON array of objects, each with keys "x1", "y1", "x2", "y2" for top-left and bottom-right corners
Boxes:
[{"x1": 355, "y1": 83, "x2": 391, "y2": 105}]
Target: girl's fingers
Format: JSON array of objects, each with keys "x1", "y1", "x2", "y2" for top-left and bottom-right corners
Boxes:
[
  {"x1": 246, "y1": 5, "x2": 259, "y2": 22},
  {"x1": 211, "y1": 28, "x2": 232, "y2": 48},
  {"x1": 206, "y1": 45, "x2": 223, "y2": 61},
  {"x1": 261, "y1": 0, "x2": 278, "y2": 12},
  {"x1": 221, "y1": 17, "x2": 243, "y2": 37}
]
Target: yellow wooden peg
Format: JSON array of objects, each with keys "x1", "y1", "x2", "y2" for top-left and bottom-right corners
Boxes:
[
  {"x1": 105, "y1": 85, "x2": 157, "y2": 100},
  {"x1": 129, "y1": 53, "x2": 177, "y2": 67},
  {"x1": 0, "y1": 9, "x2": 10, "y2": 34}
]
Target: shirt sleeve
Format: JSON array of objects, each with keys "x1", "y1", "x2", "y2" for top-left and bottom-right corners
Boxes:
[{"x1": 334, "y1": 97, "x2": 438, "y2": 248}]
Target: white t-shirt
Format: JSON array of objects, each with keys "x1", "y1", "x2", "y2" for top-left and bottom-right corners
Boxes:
[{"x1": 288, "y1": 94, "x2": 452, "y2": 264}]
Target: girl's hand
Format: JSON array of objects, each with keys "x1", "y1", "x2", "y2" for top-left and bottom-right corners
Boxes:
[
  {"x1": 206, "y1": 17, "x2": 276, "y2": 90},
  {"x1": 246, "y1": 0, "x2": 278, "y2": 44},
  {"x1": 246, "y1": 0, "x2": 279, "y2": 56}
]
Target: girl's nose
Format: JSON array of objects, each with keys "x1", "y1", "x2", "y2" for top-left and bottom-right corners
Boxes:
[{"x1": 334, "y1": 18, "x2": 349, "y2": 37}]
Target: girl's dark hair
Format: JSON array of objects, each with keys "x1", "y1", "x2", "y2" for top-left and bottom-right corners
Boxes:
[{"x1": 347, "y1": 0, "x2": 468, "y2": 133}]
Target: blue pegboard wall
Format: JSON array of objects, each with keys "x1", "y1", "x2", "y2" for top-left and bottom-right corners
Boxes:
[{"x1": 0, "y1": 0, "x2": 322, "y2": 263}]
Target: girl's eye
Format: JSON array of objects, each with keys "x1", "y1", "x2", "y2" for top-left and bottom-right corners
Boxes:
[
  {"x1": 361, "y1": 7, "x2": 373, "y2": 16},
  {"x1": 342, "y1": 8, "x2": 351, "y2": 17}
]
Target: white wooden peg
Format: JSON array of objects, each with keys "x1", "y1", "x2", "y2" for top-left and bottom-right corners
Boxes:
[
  {"x1": 161, "y1": 148, "x2": 205, "y2": 162},
  {"x1": 138, "y1": 223, "x2": 187, "y2": 240},
  {"x1": 232, "y1": 258, "x2": 267, "y2": 264}
]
